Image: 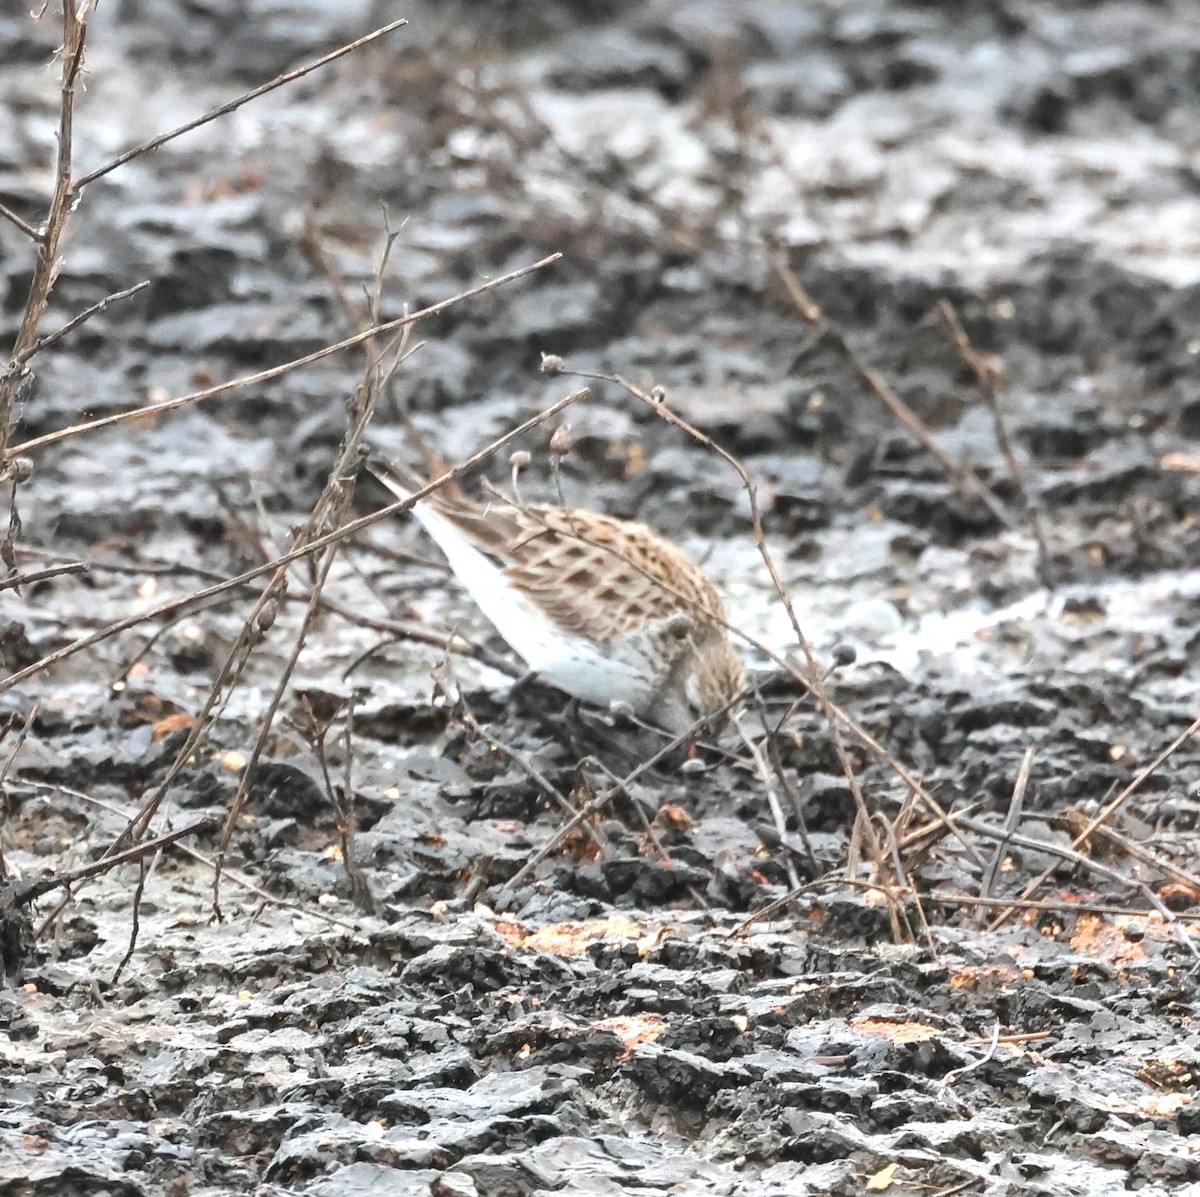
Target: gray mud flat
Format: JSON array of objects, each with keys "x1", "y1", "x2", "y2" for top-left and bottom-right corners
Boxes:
[{"x1": 2, "y1": 2, "x2": 1200, "y2": 1195}]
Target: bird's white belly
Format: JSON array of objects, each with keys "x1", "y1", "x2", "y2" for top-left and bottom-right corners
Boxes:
[{"x1": 415, "y1": 502, "x2": 657, "y2": 711}]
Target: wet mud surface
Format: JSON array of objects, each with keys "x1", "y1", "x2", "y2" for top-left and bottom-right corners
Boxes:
[{"x1": 2, "y1": 1, "x2": 1200, "y2": 1194}]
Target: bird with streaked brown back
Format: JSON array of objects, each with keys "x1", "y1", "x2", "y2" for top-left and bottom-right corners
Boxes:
[{"x1": 368, "y1": 459, "x2": 745, "y2": 735}]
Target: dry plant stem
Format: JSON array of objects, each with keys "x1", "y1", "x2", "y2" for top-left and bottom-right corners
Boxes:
[
  {"x1": 734, "y1": 712, "x2": 802, "y2": 889},
  {"x1": 355, "y1": 535, "x2": 448, "y2": 574},
  {"x1": 72, "y1": 19, "x2": 409, "y2": 191},
  {"x1": 4, "y1": 817, "x2": 211, "y2": 914},
  {"x1": 964, "y1": 1032, "x2": 1052, "y2": 1047},
  {"x1": 314, "y1": 591, "x2": 517, "y2": 677},
  {"x1": 0, "y1": 388, "x2": 587, "y2": 697},
  {"x1": 8, "y1": 253, "x2": 562, "y2": 461},
  {"x1": 205, "y1": 361, "x2": 378, "y2": 914},
  {"x1": 110, "y1": 858, "x2": 148, "y2": 985},
  {"x1": 731, "y1": 878, "x2": 830, "y2": 935},
  {"x1": 732, "y1": 871, "x2": 915, "y2": 936},
  {"x1": 0, "y1": 0, "x2": 87, "y2": 463},
  {"x1": 119, "y1": 559, "x2": 291, "y2": 854},
  {"x1": 882, "y1": 813, "x2": 933, "y2": 949},
  {"x1": 184, "y1": 839, "x2": 365, "y2": 936},
  {"x1": 339, "y1": 698, "x2": 368, "y2": 908},
  {"x1": 211, "y1": 332, "x2": 394, "y2": 905},
  {"x1": 0, "y1": 703, "x2": 37, "y2": 792},
  {"x1": 500, "y1": 690, "x2": 745, "y2": 898},
  {"x1": 465, "y1": 713, "x2": 608, "y2": 857},
  {"x1": 763, "y1": 717, "x2": 817, "y2": 871},
  {"x1": 988, "y1": 711, "x2": 1200, "y2": 930},
  {"x1": 0, "y1": 560, "x2": 87, "y2": 591},
  {"x1": 213, "y1": 513, "x2": 354, "y2": 913},
  {"x1": 979, "y1": 744, "x2": 1035, "y2": 906},
  {"x1": 17, "y1": 544, "x2": 231, "y2": 585},
  {"x1": 23, "y1": 781, "x2": 366, "y2": 935},
  {"x1": 335, "y1": 620, "x2": 517, "y2": 682},
  {"x1": 1089, "y1": 823, "x2": 1200, "y2": 895},
  {"x1": 306, "y1": 699, "x2": 374, "y2": 914},
  {"x1": 0, "y1": 703, "x2": 38, "y2": 883},
  {"x1": 935, "y1": 890, "x2": 1200, "y2": 922},
  {"x1": 956, "y1": 814, "x2": 1179, "y2": 929},
  {"x1": 0, "y1": 202, "x2": 39, "y2": 242},
  {"x1": 554, "y1": 364, "x2": 922, "y2": 873},
  {"x1": 16, "y1": 280, "x2": 152, "y2": 367},
  {"x1": 939, "y1": 300, "x2": 1051, "y2": 573},
  {"x1": 213, "y1": 353, "x2": 386, "y2": 908},
  {"x1": 932, "y1": 1179, "x2": 987, "y2": 1197},
  {"x1": 767, "y1": 248, "x2": 1014, "y2": 531},
  {"x1": 745, "y1": 873, "x2": 1200, "y2": 931},
  {"x1": 33, "y1": 388, "x2": 585, "y2": 938},
  {"x1": 298, "y1": 219, "x2": 376, "y2": 356},
  {"x1": 898, "y1": 799, "x2": 987, "y2": 857},
  {"x1": 876, "y1": 815, "x2": 914, "y2": 944}
]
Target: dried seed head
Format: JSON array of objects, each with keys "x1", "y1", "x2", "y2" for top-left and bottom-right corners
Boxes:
[
  {"x1": 549, "y1": 424, "x2": 572, "y2": 456},
  {"x1": 256, "y1": 600, "x2": 279, "y2": 632},
  {"x1": 649, "y1": 385, "x2": 667, "y2": 404},
  {"x1": 663, "y1": 611, "x2": 693, "y2": 640},
  {"x1": 9, "y1": 457, "x2": 33, "y2": 483},
  {"x1": 509, "y1": 449, "x2": 532, "y2": 471},
  {"x1": 540, "y1": 353, "x2": 564, "y2": 376},
  {"x1": 831, "y1": 642, "x2": 857, "y2": 668}
]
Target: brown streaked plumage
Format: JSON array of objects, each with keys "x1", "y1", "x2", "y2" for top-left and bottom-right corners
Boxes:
[{"x1": 369, "y1": 461, "x2": 745, "y2": 734}]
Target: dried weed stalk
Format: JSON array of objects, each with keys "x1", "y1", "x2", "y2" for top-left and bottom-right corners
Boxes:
[
  {"x1": 767, "y1": 244, "x2": 1015, "y2": 532},
  {"x1": 540, "y1": 357, "x2": 977, "y2": 878},
  {"x1": 989, "y1": 711, "x2": 1200, "y2": 930},
  {"x1": 938, "y1": 299, "x2": 1052, "y2": 578},
  {"x1": 0, "y1": 3, "x2": 576, "y2": 948}
]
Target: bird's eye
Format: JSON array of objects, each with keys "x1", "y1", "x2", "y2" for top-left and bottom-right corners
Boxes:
[{"x1": 664, "y1": 613, "x2": 692, "y2": 640}]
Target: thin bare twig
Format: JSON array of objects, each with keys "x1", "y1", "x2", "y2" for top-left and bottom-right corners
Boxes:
[
  {"x1": 316, "y1": 592, "x2": 518, "y2": 677},
  {"x1": 939, "y1": 300, "x2": 1051, "y2": 577},
  {"x1": 213, "y1": 372, "x2": 377, "y2": 914},
  {"x1": 0, "y1": 0, "x2": 88, "y2": 463},
  {"x1": 767, "y1": 246, "x2": 1015, "y2": 531},
  {"x1": 0, "y1": 703, "x2": 38, "y2": 884},
  {"x1": 18, "y1": 781, "x2": 366, "y2": 935},
  {"x1": 956, "y1": 814, "x2": 1179, "y2": 927},
  {"x1": 542, "y1": 359, "x2": 980, "y2": 870},
  {"x1": 3, "y1": 818, "x2": 211, "y2": 914},
  {"x1": 8, "y1": 253, "x2": 562, "y2": 461},
  {"x1": 989, "y1": 713, "x2": 1200, "y2": 930},
  {"x1": 933, "y1": 890, "x2": 1200, "y2": 921},
  {"x1": 0, "y1": 560, "x2": 87, "y2": 591},
  {"x1": 110, "y1": 858, "x2": 148, "y2": 984},
  {"x1": 14, "y1": 280, "x2": 151, "y2": 367},
  {"x1": 0, "y1": 202, "x2": 39, "y2": 242},
  {"x1": 735, "y1": 712, "x2": 802, "y2": 889},
  {"x1": 978, "y1": 744, "x2": 1035, "y2": 906},
  {"x1": 1085, "y1": 821, "x2": 1200, "y2": 897},
  {"x1": 0, "y1": 398, "x2": 586, "y2": 697},
  {"x1": 72, "y1": 19, "x2": 409, "y2": 191}
]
